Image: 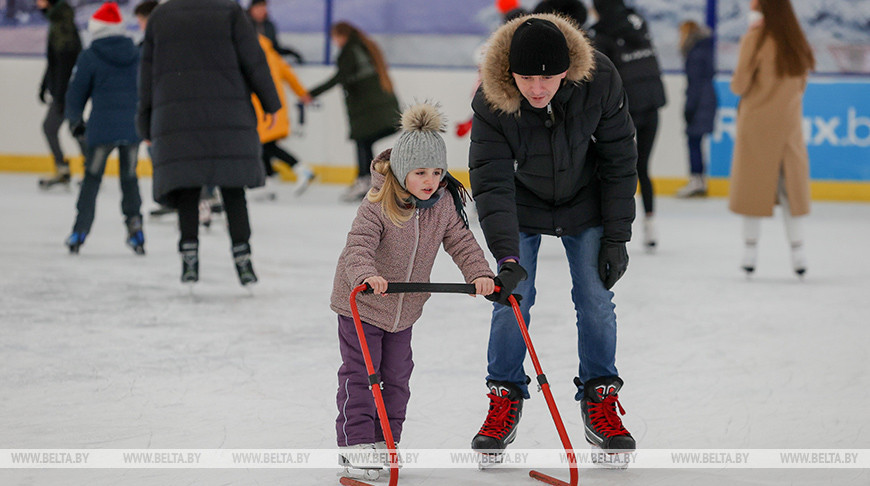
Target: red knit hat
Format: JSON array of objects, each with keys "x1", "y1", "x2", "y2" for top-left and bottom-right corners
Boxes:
[
  {"x1": 89, "y1": 2, "x2": 125, "y2": 39},
  {"x1": 495, "y1": 0, "x2": 521, "y2": 14}
]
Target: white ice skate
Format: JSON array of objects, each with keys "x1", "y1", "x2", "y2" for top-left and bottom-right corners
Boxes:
[
  {"x1": 741, "y1": 241, "x2": 758, "y2": 275},
  {"x1": 374, "y1": 441, "x2": 402, "y2": 469},
  {"x1": 643, "y1": 217, "x2": 657, "y2": 252},
  {"x1": 477, "y1": 451, "x2": 505, "y2": 470},
  {"x1": 338, "y1": 444, "x2": 383, "y2": 481},
  {"x1": 292, "y1": 164, "x2": 316, "y2": 196},
  {"x1": 675, "y1": 175, "x2": 707, "y2": 198},
  {"x1": 791, "y1": 243, "x2": 807, "y2": 278}
]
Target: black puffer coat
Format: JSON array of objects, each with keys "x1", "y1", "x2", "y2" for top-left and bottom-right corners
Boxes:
[
  {"x1": 469, "y1": 14, "x2": 638, "y2": 263},
  {"x1": 588, "y1": 1, "x2": 666, "y2": 116},
  {"x1": 137, "y1": 0, "x2": 281, "y2": 204},
  {"x1": 40, "y1": 0, "x2": 81, "y2": 106}
]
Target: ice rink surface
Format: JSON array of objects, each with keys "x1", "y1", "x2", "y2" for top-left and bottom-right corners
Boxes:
[{"x1": 1, "y1": 173, "x2": 868, "y2": 485}]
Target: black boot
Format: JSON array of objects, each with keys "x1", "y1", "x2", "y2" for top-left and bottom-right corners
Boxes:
[
  {"x1": 232, "y1": 242, "x2": 257, "y2": 286},
  {"x1": 471, "y1": 380, "x2": 524, "y2": 452},
  {"x1": 180, "y1": 241, "x2": 198, "y2": 283},
  {"x1": 577, "y1": 376, "x2": 635, "y2": 451},
  {"x1": 125, "y1": 216, "x2": 145, "y2": 255}
]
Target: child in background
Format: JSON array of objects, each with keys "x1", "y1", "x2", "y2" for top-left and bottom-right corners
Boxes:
[
  {"x1": 251, "y1": 35, "x2": 315, "y2": 197},
  {"x1": 64, "y1": 2, "x2": 143, "y2": 254},
  {"x1": 329, "y1": 102, "x2": 496, "y2": 480}
]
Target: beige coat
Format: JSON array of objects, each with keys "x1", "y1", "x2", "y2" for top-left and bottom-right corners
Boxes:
[{"x1": 729, "y1": 27, "x2": 811, "y2": 217}]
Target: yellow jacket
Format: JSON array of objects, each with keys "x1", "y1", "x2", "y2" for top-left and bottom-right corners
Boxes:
[{"x1": 252, "y1": 35, "x2": 308, "y2": 143}]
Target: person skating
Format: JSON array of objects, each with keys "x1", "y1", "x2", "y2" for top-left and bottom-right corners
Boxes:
[
  {"x1": 468, "y1": 14, "x2": 638, "y2": 466},
  {"x1": 35, "y1": 0, "x2": 84, "y2": 189},
  {"x1": 63, "y1": 2, "x2": 144, "y2": 255},
  {"x1": 330, "y1": 103, "x2": 495, "y2": 479},
  {"x1": 137, "y1": 0, "x2": 280, "y2": 286}
]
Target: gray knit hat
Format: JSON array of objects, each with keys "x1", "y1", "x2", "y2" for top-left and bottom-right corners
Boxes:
[{"x1": 391, "y1": 103, "x2": 448, "y2": 190}]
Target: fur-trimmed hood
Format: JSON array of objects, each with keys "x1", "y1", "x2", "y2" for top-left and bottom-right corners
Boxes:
[{"x1": 479, "y1": 13, "x2": 595, "y2": 115}]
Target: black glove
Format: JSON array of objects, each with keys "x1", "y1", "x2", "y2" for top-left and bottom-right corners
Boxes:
[
  {"x1": 486, "y1": 261, "x2": 527, "y2": 306},
  {"x1": 597, "y1": 240, "x2": 628, "y2": 290},
  {"x1": 70, "y1": 121, "x2": 86, "y2": 139}
]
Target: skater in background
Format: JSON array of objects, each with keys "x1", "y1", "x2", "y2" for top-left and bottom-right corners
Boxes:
[
  {"x1": 729, "y1": 0, "x2": 813, "y2": 277},
  {"x1": 533, "y1": 0, "x2": 587, "y2": 27},
  {"x1": 137, "y1": 0, "x2": 280, "y2": 286},
  {"x1": 675, "y1": 19, "x2": 717, "y2": 199},
  {"x1": 246, "y1": 0, "x2": 304, "y2": 64},
  {"x1": 589, "y1": 0, "x2": 666, "y2": 250},
  {"x1": 35, "y1": 0, "x2": 84, "y2": 189},
  {"x1": 64, "y1": 2, "x2": 143, "y2": 255},
  {"x1": 133, "y1": 0, "x2": 158, "y2": 33},
  {"x1": 251, "y1": 34, "x2": 315, "y2": 197},
  {"x1": 307, "y1": 21, "x2": 400, "y2": 203},
  {"x1": 468, "y1": 15, "x2": 638, "y2": 465},
  {"x1": 330, "y1": 103, "x2": 495, "y2": 479}
]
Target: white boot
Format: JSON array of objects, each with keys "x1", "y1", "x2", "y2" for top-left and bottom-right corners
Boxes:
[
  {"x1": 675, "y1": 175, "x2": 707, "y2": 198},
  {"x1": 338, "y1": 443, "x2": 383, "y2": 480},
  {"x1": 741, "y1": 241, "x2": 758, "y2": 275},
  {"x1": 292, "y1": 164, "x2": 316, "y2": 196},
  {"x1": 791, "y1": 243, "x2": 807, "y2": 277},
  {"x1": 341, "y1": 175, "x2": 372, "y2": 203},
  {"x1": 643, "y1": 217, "x2": 657, "y2": 251},
  {"x1": 375, "y1": 441, "x2": 402, "y2": 469}
]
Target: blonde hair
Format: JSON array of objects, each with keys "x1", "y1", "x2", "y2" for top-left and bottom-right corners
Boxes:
[
  {"x1": 366, "y1": 149, "x2": 415, "y2": 227},
  {"x1": 678, "y1": 20, "x2": 701, "y2": 55}
]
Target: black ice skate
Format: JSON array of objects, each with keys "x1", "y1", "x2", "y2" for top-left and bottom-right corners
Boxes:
[
  {"x1": 125, "y1": 216, "x2": 145, "y2": 255},
  {"x1": 232, "y1": 243, "x2": 258, "y2": 286},
  {"x1": 180, "y1": 241, "x2": 199, "y2": 284},
  {"x1": 472, "y1": 380, "x2": 523, "y2": 468},
  {"x1": 39, "y1": 165, "x2": 71, "y2": 190},
  {"x1": 65, "y1": 231, "x2": 87, "y2": 254},
  {"x1": 578, "y1": 376, "x2": 635, "y2": 468}
]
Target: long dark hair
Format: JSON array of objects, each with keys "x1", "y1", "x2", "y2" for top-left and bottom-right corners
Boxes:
[
  {"x1": 756, "y1": 0, "x2": 815, "y2": 77},
  {"x1": 332, "y1": 21, "x2": 394, "y2": 94}
]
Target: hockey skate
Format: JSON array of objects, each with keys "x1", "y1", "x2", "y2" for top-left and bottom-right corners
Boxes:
[
  {"x1": 180, "y1": 242, "x2": 199, "y2": 284},
  {"x1": 39, "y1": 166, "x2": 71, "y2": 190},
  {"x1": 65, "y1": 231, "x2": 87, "y2": 254},
  {"x1": 125, "y1": 216, "x2": 145, "y2": 255},
  {"x1": 149, "y1": 205, "x2": 175, "y2": 217},
  {"x1": 578, "y1": 376, "x2": 635, "y2": 469},
  {"x1": 472, "y1": 380, "x2": 523, "y2": 469},
  {"x1": 337, "y1": 444, "x2": 383, "y2": 481},
  {"x1": 232, "y1": 243, "x2": 258, "y2": 286},
  {"x1": 198, "y1": 198, "x2": 213, "y2": 228}
]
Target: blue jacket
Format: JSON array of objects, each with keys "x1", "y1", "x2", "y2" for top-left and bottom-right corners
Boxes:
[
  {"x1": 684, "y1": 36, "x2": 718, "y2": 136},
  {"x1": 65, "y1": 36, "x2": 140, "y2": 146}
]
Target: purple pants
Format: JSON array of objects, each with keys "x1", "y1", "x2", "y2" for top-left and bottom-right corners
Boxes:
[{"x1": 336, "y1": 314, "x2": 414, "y2": 447}]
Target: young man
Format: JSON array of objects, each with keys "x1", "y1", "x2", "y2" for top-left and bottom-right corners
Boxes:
[{"x1": 469, "y1": 15, "x2": 638, "y2": 465}]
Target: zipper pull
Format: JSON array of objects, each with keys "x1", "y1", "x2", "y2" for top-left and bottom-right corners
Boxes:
[{"x1": 545, "y1": 103, "x2": 555, "y2": 128}]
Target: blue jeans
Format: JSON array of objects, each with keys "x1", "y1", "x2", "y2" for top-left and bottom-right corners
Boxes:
[
  {"x1": 486, "y1": 226, "x2": 619, "y2": 400},
  {"x1": 73, "y1": 143, "x2": 142, "y2": 234}
]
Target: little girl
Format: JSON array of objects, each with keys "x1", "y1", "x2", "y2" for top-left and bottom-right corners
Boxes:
[{"x1": 330, "y1": 103, "x2": 495, "y2": 478}]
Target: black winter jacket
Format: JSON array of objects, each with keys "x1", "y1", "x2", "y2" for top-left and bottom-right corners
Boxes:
[
  {"x1": 470, "y1": 14, "x2": 638, "y2": 263},
  {"x1": 588, "y1": 5, "x2": 666, "y2": 116},
  {"x1": 40, "y1": 0, "x2": 81, "y2": 105},
  {"x1": 137, "y1": 0, "x2": 281, "y2": 204}
]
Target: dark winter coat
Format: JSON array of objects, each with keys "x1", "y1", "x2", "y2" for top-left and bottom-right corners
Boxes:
[
  {"x1": 683, "y1": 34, "x2": 717, "y2": 136},
  {"x1": 588, "y1": 2, "x2": 666, "y2": 116},
  {"x1": 40, "y1": 0, "x2": 82, "y2": 105},
  {"x1": 248, "y1": 15, "x2": 302, "y2": 61},
  {"x1": 137, "y1": 0, "x2": 281, "y2": 204},
  {"x1": 308, "y1": 34, "x2": 400, "y2": 141},
  {"x1": 470, "y1": 14, "x2": 638, "y2": 263},
  {"x1": 65, "y1": 36, "x2": 140, "y2": 147}
]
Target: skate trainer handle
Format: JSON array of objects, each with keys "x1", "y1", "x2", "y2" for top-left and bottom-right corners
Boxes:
[{"x1": 360, "y1": 282, "x2": 476, "y2": 294}]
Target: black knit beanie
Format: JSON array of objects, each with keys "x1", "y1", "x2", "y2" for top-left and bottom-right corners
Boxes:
[{"x1": 509, "y1": 18, "x2": 570, "y2": 76}]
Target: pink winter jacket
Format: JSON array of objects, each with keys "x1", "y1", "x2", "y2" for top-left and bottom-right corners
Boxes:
[{"x1": 330, "y1": 166, "x2": 495, "y2": 333}]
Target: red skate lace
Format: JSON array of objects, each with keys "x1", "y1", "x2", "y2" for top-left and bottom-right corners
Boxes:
[
  {"x1": 588, "y1": 394, "x2": 629, "y2": 437},
  {"x1": 477, "y1": 392, "x2": 518, "y2": 439}
]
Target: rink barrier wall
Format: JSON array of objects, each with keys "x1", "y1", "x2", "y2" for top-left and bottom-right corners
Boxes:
[
  {"x1": 2, "y1": 153, "x2": 868, "y2": 202},
  {"x1": 1, "y1": 59, "x2": 868, "y2": 201}
]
